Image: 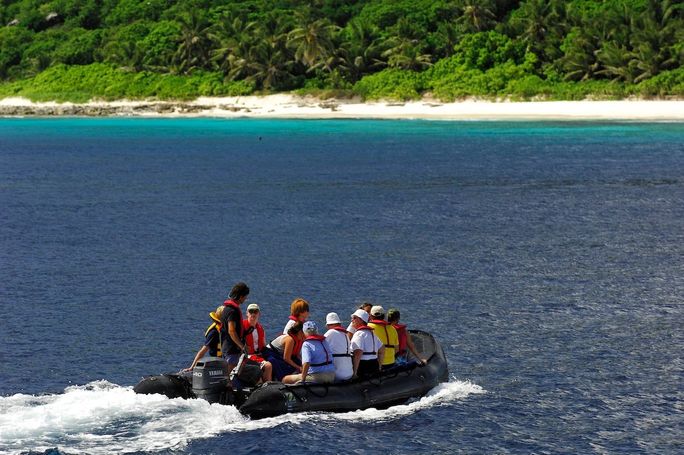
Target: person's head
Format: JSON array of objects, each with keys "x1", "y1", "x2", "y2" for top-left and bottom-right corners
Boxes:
[
  {"x1": 370, "y1": 305, "x2": 385, "y2": 320},
  {"x1": 351, "y1": 309, "x2": 369, "y2": 328},
  {"x1": 387, "y1": 308, "x2": 400, "y2": 324},
  {"x1": 247, "y1": 303, "x2": 260, "y2": 324},
  {"x1": 290, "y1": 298, "x2": 310, "y2": 321},
  {"x1": 212, "y1": 305, "x2": 224, "y2": 320},
  {"x1": 325, "y1": 312, "x2": 341, "y2": 328},
  {"x1": 229, "y1": 282, "x2": 250, "y2": 303},
  {"x1": 303, "y1": 320, "x2": 318, "y2": 336},
  {"x1": 288, "y1": 322, "x2": 304, "y2": 337},
  {"x1": 359, "y1": 302, "x2": 372, "y2": 314}
]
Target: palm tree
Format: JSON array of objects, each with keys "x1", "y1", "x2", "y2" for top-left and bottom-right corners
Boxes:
[
  {"x1": 210, "y1": 14, "x2": 261, "y2": 79},
  {"x1": 596, "y1": 41, "x2": 636, "y2": 83},
  {"x1": 628, "y1": 0, "x2": 681, "y2": 82},
  {"x1": 382, "y1": 37, "x2": 432, "y2": 71},
  {"x1": 287, "y1": 17, "x2": 339, "y2": 72},
  {"x1": 456, "y1": 0, "x2": 497, "y2": 33},
  {"x1": 104, "y1": 39, "x2": 144, "y2": 72},
  {"x1": 560, "y1": 28, "x2": 600, "y2": 81},
  {"x1": 247, "y1": 33, "x2": 294, "y2": 90},
  {"x1": 338, "y1": 19, "x2": 387, "y2": 83},
  {"x1": 173, "y1": 10, "x2": 213, "y2": 74},
  {"x1": 509, "y1": 0, "x2": 565, "y2": 61}
]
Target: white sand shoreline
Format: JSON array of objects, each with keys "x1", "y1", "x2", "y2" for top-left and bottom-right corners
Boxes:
[{"x1": 1, "y1": 95, "x2": 683, "y2": 121}]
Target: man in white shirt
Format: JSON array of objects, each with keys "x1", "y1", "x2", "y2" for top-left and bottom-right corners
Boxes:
[
  {"x1": 345, "y1": 303, "x2": 372, "y2": 338},
  {"x1": 324, "y1": 312, "x2": 353, "y2": 381},
  {"x1": 349, "y1": 309, "x2": 384, "y2": 378}
]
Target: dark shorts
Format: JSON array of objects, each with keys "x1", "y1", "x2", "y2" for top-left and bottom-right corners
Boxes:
[
  {"x1": 223, "y1": 353, "x2": 241, "y2": 365},
  {"x1": 358, "y1": 359, "x2": 380, "y2": 377}
]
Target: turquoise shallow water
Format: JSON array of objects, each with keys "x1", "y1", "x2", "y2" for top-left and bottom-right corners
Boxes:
[{"x1": 0, "y1": 119, "x2": 682, "y2": 454}]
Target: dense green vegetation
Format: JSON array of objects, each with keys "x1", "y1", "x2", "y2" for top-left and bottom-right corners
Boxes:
[{"x1": 0, "y1": 0, "x2": 682, "y2": 101}]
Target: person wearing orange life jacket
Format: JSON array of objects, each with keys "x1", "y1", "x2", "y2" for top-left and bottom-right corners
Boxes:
[
  {"x1": 283, "y1": 321, "x2": 335, "y2": 384},
  {"x1": 367, "y1": 305, "x2": 399, "y2": 369},
  {"x1": 350, "y1": 309, "x2": 385, "y2": 378},
  {"x1": 387, "y1": 308, "x2": 427, "y2": 365},
  {"x1": 324, "y1": 312, "x2": 353, "y2": 381},
  {"x1": 262, "y1": 322, "x2": 305, "y2": 381},
  {"x1": 183, "y1": 305, "x2": 224, "y2": 372},
  {"x1": 283, "y1": 298, "x2": 310, "y2": 334},
  {"x1": 241, "y1": 303, "x2": 273, "y2": 382}
]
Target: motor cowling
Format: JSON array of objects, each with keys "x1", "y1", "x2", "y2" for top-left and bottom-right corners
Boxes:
[{"x1": 192, "y1": 357, "x2": 233, "y2": 404}]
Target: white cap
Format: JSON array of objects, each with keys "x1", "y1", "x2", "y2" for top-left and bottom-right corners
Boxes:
[
  {"x1": 351, "y1": 309, "x2": 369, "y2": 323},
  {"x1": 303, "y1": 320, "x2": 318, "y2": 334},
  {"x1": 326, "y1": 312, "x2": 341, "y2": 325},
  {"x1": 247, "y1": 303, "x2": 260, "y2": 312},
  {"x1": 370, "y1": 305, "x2": 385, "y2": 317}
]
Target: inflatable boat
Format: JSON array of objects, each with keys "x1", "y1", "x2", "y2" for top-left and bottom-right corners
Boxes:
[{"x1": 134, "y1": 330, "x2": 448, "y2": 418}]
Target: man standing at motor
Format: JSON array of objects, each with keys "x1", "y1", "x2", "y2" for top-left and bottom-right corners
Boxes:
[{"x1": 221, "y1": 282, "x2": 250, "y2": 373}]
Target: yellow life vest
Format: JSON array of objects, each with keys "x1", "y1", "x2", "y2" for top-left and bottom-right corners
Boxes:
[
  {"x1": 204, "y1": 311, "x2": 223, "y2": 357},
  {"x1": 368, "y1": 320, "x2": 398, "y2": 366}
]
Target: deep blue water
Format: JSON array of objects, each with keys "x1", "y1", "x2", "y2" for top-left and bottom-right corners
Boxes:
[{"x1": 0, "y1": 119, "x2": 682, "y2": 454}]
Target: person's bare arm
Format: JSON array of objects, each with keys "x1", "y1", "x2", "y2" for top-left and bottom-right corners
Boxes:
[
  {"x1": 406, "y1": 332, "x2": 427, "y2": 364},
  {"x1": 300, "y1": 362, "x2": 309, "y2": 382},
  {"x1": 283, "y1": 337, "x2": 301, "y2": 372},
  {"x1": 183, "y1": 345, "x2": 209, "y2": 372},
  {"x1": 352, "y1": 349, "x2": 362, "y2": 376}
]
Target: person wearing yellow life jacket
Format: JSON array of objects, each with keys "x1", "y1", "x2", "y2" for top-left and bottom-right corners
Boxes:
[
  {"x1": 367, "y1": 305, "x2": 399, "y2": 368},
  {"x1": 183, "y1": 306, "x2": 224, "y2": 372},
  {"x1": 387, "y1": 308, "x2": 427, "y2": 365}
]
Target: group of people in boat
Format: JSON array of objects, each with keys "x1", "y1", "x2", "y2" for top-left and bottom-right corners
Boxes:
[{"x1": 184, "y1": 282, "x2": 426, "y2": 385}]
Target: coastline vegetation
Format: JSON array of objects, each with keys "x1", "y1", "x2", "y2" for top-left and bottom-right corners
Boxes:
[{"x1": 0, "y1": 0, "x2": 682, "y2": 102}]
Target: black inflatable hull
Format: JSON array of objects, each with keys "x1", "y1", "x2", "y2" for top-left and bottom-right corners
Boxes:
[
  {"x1": 239, "y1": 330, "x2": 448, "y2": 418},
  {"x1": 133, "y1": 330, "x2": 448, "y2": 418},
  {"x1": 133, "y1": 372, "x2": 194, "y2": 399}
]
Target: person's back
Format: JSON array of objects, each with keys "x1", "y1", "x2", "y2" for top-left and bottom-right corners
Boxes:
[
  {"x1": 324, "y1": 313, "x2": 353, "y2": 381},
  {"x1": 263, "y1": 323, "x2": 304, "y2": 381},
  {"x1": 283, "y1": 321, "x2": 335, "y2": 384},
  {"x1": 367, "y1": 306, "x2": 398, "y2": 367},
  {"x1": 387, "y1": 308, "x2": 427, "y2": 365},
  {"x1": 392, "y1": 321, "x2": 408, "y2": 359},
  {"x1": 301, "y1": 335, "x2": 335, "y2": 380},
  {"x1": 349, "y1": 309, "x2": 384, "y2": 378},
  {"x1": 205, "y1": 310, "x2": 223, "y2": 357},
  {"x1": 182, "y1": 306, "x2": 224, "y2": 372},
  {"x1": 268, "y1": 333, "x2": 289, "y2": 355}
]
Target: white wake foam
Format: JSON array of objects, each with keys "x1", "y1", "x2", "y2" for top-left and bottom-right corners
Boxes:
[{"x1": 0, "y1": 377, "x2": 482, "y2": 454}]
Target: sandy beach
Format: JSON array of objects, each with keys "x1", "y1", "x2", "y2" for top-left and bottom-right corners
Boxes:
[{"x1": 0, "y1": 95, "x2": 682, "y2": 120}]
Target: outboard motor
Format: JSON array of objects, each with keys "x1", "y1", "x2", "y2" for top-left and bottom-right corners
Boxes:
[{"x1": 192, "y1": 357, "x2": 233, "y2": 404}]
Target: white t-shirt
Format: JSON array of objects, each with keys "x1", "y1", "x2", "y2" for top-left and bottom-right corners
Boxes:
[
  {"x1": 324, "y1": 327, "x2": 353, "y2": 381},
  {"x1": 350, "y1": 328, "x2": 383, "y2": 360},
  {"x1": 283, "y1": 318, "x2": 297, "y2": 335}
]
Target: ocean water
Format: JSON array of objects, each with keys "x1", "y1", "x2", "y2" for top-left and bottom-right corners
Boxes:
[{"x1": 0, "y1": 118, "x2": 682, "y2": 454}]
